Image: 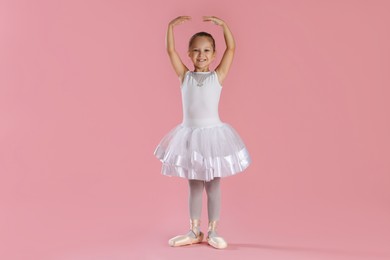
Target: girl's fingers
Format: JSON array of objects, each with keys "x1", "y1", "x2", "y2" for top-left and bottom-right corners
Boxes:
[
  {"x1": 203, "y1": 16, "x2": 218, "y2": 20},
  {"x1": 172, "y1": 15, "x2": 223, "y2": 25},
  {"x1": 174, "y1": 16, "x2": 191, "y2": 21},
  {"x1": 179, "y1": 17, "x2": 191, "y2": 22},
  {"x1": 202, "y1": 16, "x2": 222, "y2": 25},
  {"x1": 170, "y1": 16, "x2": 191, "y2": 26}
]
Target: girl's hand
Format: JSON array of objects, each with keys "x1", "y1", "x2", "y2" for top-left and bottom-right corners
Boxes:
[
  {"x1": 203, "y1": 16, "x2": 225, "y2": 26},
  {"x1": 169, "y1": 16, "x2": 191, "y2": 27}
]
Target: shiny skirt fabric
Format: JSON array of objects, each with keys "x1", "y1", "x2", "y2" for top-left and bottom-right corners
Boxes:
[{"x1": 154, "y1": 122, "x2": 252, "y2": 181}]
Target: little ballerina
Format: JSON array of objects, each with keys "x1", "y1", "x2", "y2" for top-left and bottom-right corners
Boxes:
[{"x1": 154, "y1": 16, "x2": 252, "y2": 249}]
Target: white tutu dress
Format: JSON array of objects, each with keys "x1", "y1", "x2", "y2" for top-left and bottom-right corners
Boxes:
[{"x1": 154, "y1": 70, "x2": 252, "y2": 181}]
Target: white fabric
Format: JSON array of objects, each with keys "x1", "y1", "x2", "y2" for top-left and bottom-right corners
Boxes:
[
  {"x1": 188, "y1": 178, "x2": 221, "y2": 221},
  {"x1": 205, "y1": 178, "x2": 221, "y2": 221},
  {"x1": 154, "y1": 70, "x2": 252, "y2": 181},
  {"x1": 188, "y1": 180, "x2": 204, "y2": 220},
  {"x1": 181, "y1": 71, "x2": 223, "y2": 127}
]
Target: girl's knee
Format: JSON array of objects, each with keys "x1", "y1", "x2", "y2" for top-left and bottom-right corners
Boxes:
[
  {"x1": 189, "y1": 179, "x2": 205, "y2": 192},
  {"x1": 205, "y1": 178, "x2": 221, "y2": 193}
]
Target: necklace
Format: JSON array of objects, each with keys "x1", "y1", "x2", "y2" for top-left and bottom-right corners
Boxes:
[{"x1": 191, "y1": 71, "x2": 213, "y2": 87}]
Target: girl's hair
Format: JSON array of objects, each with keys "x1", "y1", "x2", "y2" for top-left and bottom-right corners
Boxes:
[{"x1": 188, "y1": 32, "x2": 216, "y2": 51}]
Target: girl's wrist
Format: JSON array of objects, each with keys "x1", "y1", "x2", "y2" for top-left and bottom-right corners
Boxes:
[{"x1": 220, "y1": 21, "x2": 227, "y2": 27}]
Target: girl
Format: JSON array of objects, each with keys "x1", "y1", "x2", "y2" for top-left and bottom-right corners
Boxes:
[{"x1": 154, "y1": 16, "x2": 252, "y2": 249}]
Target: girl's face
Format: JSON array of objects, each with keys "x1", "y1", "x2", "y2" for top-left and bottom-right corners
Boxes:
[{"x1": 188, "y1": 36, "x2": 216, "y2": 71}]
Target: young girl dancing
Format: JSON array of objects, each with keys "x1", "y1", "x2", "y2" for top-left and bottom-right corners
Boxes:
[{"x1": 154, "y1": 15, "x2": 252, "y2": 249}]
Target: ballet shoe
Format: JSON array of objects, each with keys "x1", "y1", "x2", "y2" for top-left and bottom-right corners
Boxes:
[
  {"x1": 168, "y1": 219, "x2": 204, "y2": 247},
  {"x1": 206, "y1": 220, "x2": 228, "y2": 249}
]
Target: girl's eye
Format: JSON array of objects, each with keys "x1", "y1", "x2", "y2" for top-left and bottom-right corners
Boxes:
[{"x1": 205, "y1": 49, "x2": 210, "y2": 52}]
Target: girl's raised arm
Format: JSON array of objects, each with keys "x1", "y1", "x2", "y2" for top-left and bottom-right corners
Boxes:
[
  {"x1": 166, "y1": 16, "x2": 191, "y2": 82},
  {"x1": 203, "y1": 16, "x2": 235, "y2": 85}
]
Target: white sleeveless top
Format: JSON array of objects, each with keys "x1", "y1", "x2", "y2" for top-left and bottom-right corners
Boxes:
[{"x1": 181, "y1": 71, "x2": 224, "y2": 127}]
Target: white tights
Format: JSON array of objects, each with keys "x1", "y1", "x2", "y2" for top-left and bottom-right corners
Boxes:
[{"x1": 188, "y1": 177, "x2": 221, "y2": 221}]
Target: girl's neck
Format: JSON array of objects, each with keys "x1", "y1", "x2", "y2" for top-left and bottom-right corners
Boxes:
[{"x1": 194, "y1": 67, "x2": 210, "y2": 72}]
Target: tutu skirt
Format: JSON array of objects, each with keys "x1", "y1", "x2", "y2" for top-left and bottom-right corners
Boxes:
[{"x1": 154, "y1": 122, "x2": 252, "y2": 181}]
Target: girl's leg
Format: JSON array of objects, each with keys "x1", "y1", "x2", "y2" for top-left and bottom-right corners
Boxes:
[
  {"x1": 188, "y1": 179, "x2": 205, "y2": 219},
  {"x1": 168, "y1": 179, "x2": 205, "y2": 246},
  {"x1": 205, "y1": 177, "x2": 221, "y2": 221},
  {"x1": 188, "y1": 179, "x2": 205, "y2": 237},
  {"x1": 205, "y1": 177, "x2": 227, "y2": 249}
]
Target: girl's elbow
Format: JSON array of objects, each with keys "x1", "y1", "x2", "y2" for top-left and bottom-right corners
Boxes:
[{"x1": 226, "y1": 47, "x2": 235, "y2": 53}]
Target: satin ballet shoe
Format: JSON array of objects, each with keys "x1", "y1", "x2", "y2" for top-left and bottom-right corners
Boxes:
[
  {"x1": 206, "y1": 220, "x2": 228, "y2": 249},
  {"x1": 168, "y1": 219, "x2": 204, "y2": 247}
]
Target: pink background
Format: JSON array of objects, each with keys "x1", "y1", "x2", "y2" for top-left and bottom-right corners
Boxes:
[{"x1": 1, "y1": 0, "x2": 389, "y2": 259}]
